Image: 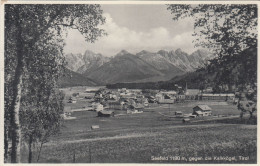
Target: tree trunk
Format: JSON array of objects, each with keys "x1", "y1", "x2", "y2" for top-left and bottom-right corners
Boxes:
[
  {"x1": 36, "y1": 142, "x2": 44, "y2": 162},
  {"x1": 10, "y1": 8, "x2": 24, "y2": 163},
  {"x1": 249, "y1": 112, "x2": 253, "y2": 119},
  {"x1": 240, "y1": 112, "x2": 244, "y2": 119},
  {"x1": 73, "y1": 150, "x2": 76, "y2": 163},
  {"x1": 4, "y1": 125, "x2": 8, "y2": 162},
  {"x1": 28, "y1": 135, "x2": 33, "y2": 163},
  {"x1": 10, "y1": 56, "x2": 23, "y2": 163}
]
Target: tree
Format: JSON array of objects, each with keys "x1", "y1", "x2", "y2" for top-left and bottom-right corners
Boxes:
[
  {"x1": 167, "y1": 4, "x2": 257, "y2": 85},
  {"x1": 167, "y1": 4, "x2": 257, "y2": 118},
  {"x1": 5, "y1": 4, "x2": 106, "y2": 163},
  {"x1": 237, "y1": 89, "x2": 257, "y2": 120},
  {"x1": 20, "y1": 90, "x2": 65, "y2": 163},
  {"x1": 19, "y1": 38, "x2": 66, "y2": 163},
  {"x1": 167, "y1": 4, "x2": 257, "y2": 56}
]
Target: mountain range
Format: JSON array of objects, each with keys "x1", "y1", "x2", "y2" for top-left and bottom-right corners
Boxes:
[
  {"x1": 107, "y1": 47, "x2": 257, "y2": 92},
  {"x1": 62, "y1": 48, "x2": 213, "y2": 86}
]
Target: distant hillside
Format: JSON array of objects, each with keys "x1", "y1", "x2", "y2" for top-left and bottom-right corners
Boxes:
[
  {"x1": 105, "y1": 68, "x2": 215, "y2": 90},
  {"x1": 58, "y1": 68, "x2": 98, "y2": 88},
  {"x1": 86, "y1": 50, "x2": 167, "y2": 84},
  {"x1": 107, "y1": 70, "x2": 205, "y2": 89},
  {"x1": 167, "y1": 47, "x2": 257, "y2": 92}
]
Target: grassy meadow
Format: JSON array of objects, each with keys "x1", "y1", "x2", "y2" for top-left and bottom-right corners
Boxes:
[{"x1": 20, "y1": 87, "x2": 257, "y2": 163}]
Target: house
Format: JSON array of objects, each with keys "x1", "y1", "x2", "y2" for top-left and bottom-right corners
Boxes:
[
  {"x1": 176, "y1": 93, "x2": 185, "y2": 103},
  {"x1": 175, "y1": 111, "x2": 183, "y2": 117},
  {"x1": 97, "y1": 110, "x2": 115, "y2": 117},
  {"x1": 155, "y1": 93, "x2": 175, "y2": 104},
  {"x1": 185, "y1": 89, "x2": 200, "y2": 100},
  {"x1": 182, "y1": 118, "x2": 191, "y2": 123},
  {"x1": 189, "y1": 115, "x2": 197, "y2": 118},
  {"x1": 107, "y1": 94, "x2": 118, "y2": 101},
  {"x1": 92, "y1": 103, "x2": 103, "y2": 112},
  {"x1": 129, "y1": 109, "x2": 143, "y2": 114},
  {"x1": 162, "y1": 91, "x2": 177, "y2": 95},
  {"x1": 62, "y1": 106, "x2": 76, "y2": 120},
  {"x1": 143, "y1": 99, "x2": 149, "y2": 106},
  {"x1": 85, "y1": 93, "x2": 95, "y2": 99},
  {"x1": 136, "y1": 94, "x2": 145, "y2": 99},
  {"x1": 120, "y1": 92, "x2": 136, "y2": 99},
  {"x1": 148, "y1": 96, "x2": 156, "y2": 103},
  {"x1": 204, "y1": 87, "x2": 213, "y2": 93},
  {"x1": 127, "y1": 109, "x2": 143, "y2": 114},
  {"x1": 126, "y1": 105, "x2": 143, "y2": 114},
  {"x1": 108, "y1": 101, "x2": 127, "y2": 110},
  {"x1": 85, "y1": 87, "x2": 99, "y2": 93},
  {"x1": 125, "y1": 98, "x2": 136, "y2": 106},
  {"x1": 135, "y1": 98, "x2": 149, "y2": 106},
  {"x1": 68, "y1": 97, "x2": 77, "y2": 103},
  {"x1": 91, "y1": 125, "x2": 100, "y2": 130},
  {"x1": 155, "y1": 93, "x2": 164, "y2": 101},
  {"x1": 200, "y1": 93, "x2": 235, "y2": 101},
  {"x1": 128, "y1": 103, "x2": 144, "y2": 110},
  {"x1": 118, "y1": 88, "x2": 129, "y2": 93},
  {"x1": 130, "y1": 89, "x2": 142, "y2": 94},
  {"x1": 193, "y1": 105, "x2": 212, "y2": 116},
  {"x1": 95, "y1": 93, "x2": 103, "y2": 98}
]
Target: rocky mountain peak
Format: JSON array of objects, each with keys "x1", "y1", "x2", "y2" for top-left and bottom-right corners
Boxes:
[
  {"x1": 65, "y1": 50, "x2": 110, "y2": 74},
  {"x1": 136, "y1": 50, "x2": 151, "y2": 55},
  {"x1": 157, "y1": 50, "x2": 168, "y2": 55},
  {"x1": 116, "y1": 50, "x2": 130, "y2": 56},
  {"x1": 84, "y1": 50, "x2": 95, "y2": 56},
  {"x1": 175, "y1": 48, "x2": 189, "y2": 56}
]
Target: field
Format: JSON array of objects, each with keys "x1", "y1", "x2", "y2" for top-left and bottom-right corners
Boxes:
[{"x1": 20, "y1": 87, "x2": 257, "y2": 163}]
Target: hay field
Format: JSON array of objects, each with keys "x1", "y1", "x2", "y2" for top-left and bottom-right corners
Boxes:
[{"x1": 20, "y1": 89, "x2": 256, "y2": 163}]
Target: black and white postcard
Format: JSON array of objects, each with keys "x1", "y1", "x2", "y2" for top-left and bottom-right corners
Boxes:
[{"x1": 1, "y1": 1, "x2": 258, "y2": 164}]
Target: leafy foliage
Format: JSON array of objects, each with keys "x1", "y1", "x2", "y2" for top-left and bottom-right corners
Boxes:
[
  {"x1": 5, "y1": 4, "x2": 106, "y2": 163},
  {"x1": 167, "y1": 4, "x2": 257, "y2": 57},
  {"x1": 167, "y1": 4, "x2": 257, "y2": 117}
]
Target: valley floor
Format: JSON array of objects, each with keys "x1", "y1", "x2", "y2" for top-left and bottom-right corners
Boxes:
[{"x1": 20, "y1": 101, "x2": 257, "y2": 163}]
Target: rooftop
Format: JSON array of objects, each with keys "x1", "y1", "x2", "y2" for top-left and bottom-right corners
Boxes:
[
  {"x1": 185, "y1": 89, "x2": 200, "y2": 95},
  {"x1": 99, "y1": 110, "x2": 114, "y2": 115},
  {"x1": 194, "y1": 105, "x2": 212, "y2": 111},
  {"x1": 201, "y1": 93, "x2": 235, "y2": 97}
]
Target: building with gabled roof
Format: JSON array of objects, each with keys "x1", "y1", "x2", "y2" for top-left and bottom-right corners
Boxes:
[
  {"x1": 97, "y1": 110, "x2": 115, "y2": 117},
  {"x1": 193, "y1": 105, "x2": 212, "y2": 116},
  {"x1": 200, "y1": 93, "x2": 235, "y2": 101},
  {"x1": 185, "y1": 89, "x2": 200, "y2": 100}
]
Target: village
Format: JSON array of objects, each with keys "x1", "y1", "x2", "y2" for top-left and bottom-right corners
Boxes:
[
  {"x1": 26, "y1": 84, "x2": 255, "y2": 163},
  {"x1": 60, "y1": 85, "x2": 239, "y2": 125}
]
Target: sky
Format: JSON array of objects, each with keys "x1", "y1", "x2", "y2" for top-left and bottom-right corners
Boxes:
[{"x1": 63, "y1": 4, "x2": 197, "y2": 57}]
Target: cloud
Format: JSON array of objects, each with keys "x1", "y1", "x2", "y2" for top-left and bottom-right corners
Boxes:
[{"x1": 64, "y1": 13, "x2": 197, "y2": 56}]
